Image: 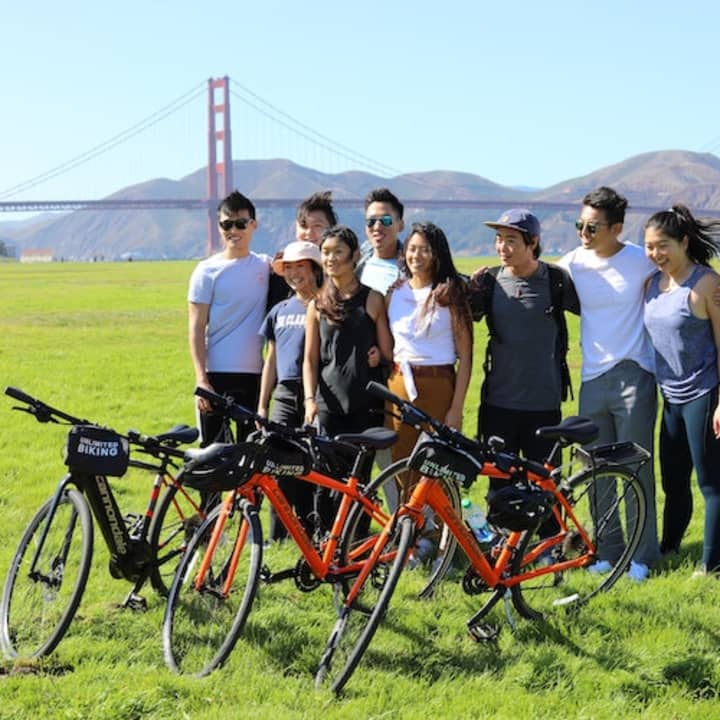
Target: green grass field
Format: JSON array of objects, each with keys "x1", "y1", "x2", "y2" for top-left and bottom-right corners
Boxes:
[{"x1": 0, "y1": 260, "x2": 718, "y2": 719}]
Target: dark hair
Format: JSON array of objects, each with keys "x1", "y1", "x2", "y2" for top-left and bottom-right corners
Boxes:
[
  {"x1": 645, "y1": 204, "x2": 720, "y2": 267},
  {"x1": 296, "y1": 190, "x2": 338, "y2": 227},
  {"x1": 364, "y1": 187, "x2": 404, "y2": 219},
  {"x1": 513, "y1": 230, "x2": 542, "y2": 259},
  {"x1": 582, "y1": 186, "x2": 628, "y2": 226},
  {"x1": 316, "y1": 225, "x2": 360, "y2": 324},
  {"x1": 403, "y1": 222, "x2": 473, "y2": 335},
  {"x1": 217, "y1": 190, "x2": 256, "y2": 220}
]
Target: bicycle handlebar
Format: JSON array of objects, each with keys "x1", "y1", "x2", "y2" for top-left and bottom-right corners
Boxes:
[
  {"x1": 5, "y1": 386, "x2": 196, "y2": 459},
  {"x1": 194, "y1": 385, "x2": 315, "y2": 440}
]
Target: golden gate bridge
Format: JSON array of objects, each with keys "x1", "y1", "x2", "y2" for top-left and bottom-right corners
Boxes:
[{"x1": 2, "y1": 76, "x2": 719, "y2": 256}]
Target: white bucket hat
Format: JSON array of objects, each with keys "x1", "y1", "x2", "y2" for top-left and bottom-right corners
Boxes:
[{"x1": 272, "y1": 240, "x2": 323, "y2": 276}]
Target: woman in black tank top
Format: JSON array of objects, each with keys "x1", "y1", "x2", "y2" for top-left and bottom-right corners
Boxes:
[{"x1": 303, "y1": 226, "x2": 393, "y2": 437}]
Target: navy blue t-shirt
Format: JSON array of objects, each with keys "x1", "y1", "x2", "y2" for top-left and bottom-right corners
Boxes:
[{"x1": 259, "y1": 295, "x2": 308, "y2": 382}]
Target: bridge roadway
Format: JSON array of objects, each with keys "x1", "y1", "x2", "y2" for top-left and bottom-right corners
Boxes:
[{"x1": 3, "y1": 198, "x2": 720, "y2": 216}]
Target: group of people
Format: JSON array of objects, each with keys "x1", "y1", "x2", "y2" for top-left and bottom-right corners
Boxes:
[{"x1": 187, "y1": 184, "x2": 720, "y2": 580}]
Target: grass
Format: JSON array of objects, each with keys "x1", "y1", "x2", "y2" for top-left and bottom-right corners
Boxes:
[{"x1": 0, "y1": 259, "x2": 719, "y2": 719}]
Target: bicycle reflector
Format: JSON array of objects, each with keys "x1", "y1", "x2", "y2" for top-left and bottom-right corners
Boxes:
[{"x1": 486, "y1": 483, "x2": 555, "y2": 532}]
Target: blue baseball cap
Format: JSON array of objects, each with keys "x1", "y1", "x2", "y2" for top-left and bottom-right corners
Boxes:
[{"x1": 484, "y1": 208, "x2": 541, "y2": 237}]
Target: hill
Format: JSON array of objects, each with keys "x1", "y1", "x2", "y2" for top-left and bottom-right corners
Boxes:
[{"x1": 3, "y1": 151, "x2": 720, "y2": 259}]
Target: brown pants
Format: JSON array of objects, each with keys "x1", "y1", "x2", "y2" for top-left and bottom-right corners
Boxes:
[{"x1": 386, "y1": 366, "x2": 456, "y2": 464}]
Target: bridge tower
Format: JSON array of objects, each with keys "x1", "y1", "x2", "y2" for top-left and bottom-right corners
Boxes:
[{"x1": 206, "y1": 76, "x2": 234, "y2": 255}]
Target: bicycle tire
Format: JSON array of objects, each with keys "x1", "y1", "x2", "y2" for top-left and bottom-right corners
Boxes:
[
  {"x1": 341, "y1": 458, "x2": 460, "y2": 599},
  {"x1": 147, "y1": 479, "x2": 206, "y2": 597},
  {"x1": 163, "y1": 497, "x2": 262, "y2": 677},
  {"x1": 316, "y1": 514, "x2": 415, "y2": 694},
  {"x1": 510, "y1": 463, "x2": 647, "y2": 620},
  {"x1": 1, "y1": 487, "x2": 93, "y2": 659}
]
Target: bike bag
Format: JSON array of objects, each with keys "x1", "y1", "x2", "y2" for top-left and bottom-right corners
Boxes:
[
  {"x1": 64, "y1": 425, "x2": 130, "y2": 477},
  {"x1": 256, "y1": 433, "x2": 312, "y2": 478},
  {"x1": 408, "y1": 436, "x2": 482, "y2": 489}
]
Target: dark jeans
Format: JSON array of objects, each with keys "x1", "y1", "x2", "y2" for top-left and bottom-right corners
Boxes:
[
  {"x1": 660, "y1": 387, "x2": 720, "y2": 570},
  {"x1": 479, "y1": 404, "x2": 561, "y2": 537},
  {"x1": 199, "y1": 372, "x2": 260, "y2": 446},
  {"x1": 268, "y1": 381, "x2": 314, "y2": 541}
]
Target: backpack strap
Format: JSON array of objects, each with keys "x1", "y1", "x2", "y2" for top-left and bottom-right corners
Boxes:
[{"x1": 546, "y1": 264, "x2": 573, "y2": 402}]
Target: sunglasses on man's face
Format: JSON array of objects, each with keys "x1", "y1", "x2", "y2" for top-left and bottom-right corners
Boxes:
[
  {"x1": 575, "y1": 219, "x2": 609, "y2": 235},
  {"x1": 365, "y1": 215, "x2": 394, "y2": 228},
  {"x1": 219, "y1": 218, "x2": 252, "y2": 231}
]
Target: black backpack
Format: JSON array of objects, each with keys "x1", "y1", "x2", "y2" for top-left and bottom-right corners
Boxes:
[{"x1": 472, "y1": 264, "x2": 573, "y2": 403}]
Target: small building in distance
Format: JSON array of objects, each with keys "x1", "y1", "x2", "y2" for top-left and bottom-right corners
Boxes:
[{"x1": 20, "y1": 248, "x2": 54, "y2": 263}]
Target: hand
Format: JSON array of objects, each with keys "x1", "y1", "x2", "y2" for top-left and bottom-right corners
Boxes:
[
  {"x1": 713, "y1": 406, "x2": 720, "y2": 439},
  {"x1": 444, "y1": 405, "x2": 463, "y2": 430},
  {"x1": 304, "y1": 397, "x2": 317, "y2": 425},
  {"x1": 195, "y1": 378, "x2": 215, "y2": 414},
  {"x1": 256, "y1": 407, "x2": 267, "y2": 431},
  {"x1": 713, "y1": 284, "x2": 720, "y2": 308},
  {"x1": 469, "y1": 266, "x2": 489, "y2": 290},
  {"x1": 367, "y1": 345, "x2": 381, "y2": 368}
]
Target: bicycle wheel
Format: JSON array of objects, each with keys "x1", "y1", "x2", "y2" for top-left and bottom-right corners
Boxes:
[
  {"x1": 316, "y1": 514, "x2": 414, "y2": 695},
  {"x1": 148, "y1": 479, "x2": 206, "y2": 597},
  {"x1": 510, "y1": 463, "x2": 647, "y2": 620},
  {"x1": 341, "y1": 458, "x2": 460, "y2": 599},
  {"x1": 163, "y1": 496, "x2": 262, "y2": 677},
  {"x1": 1, "y1": 487, "x2": 93, "y2": 659}
]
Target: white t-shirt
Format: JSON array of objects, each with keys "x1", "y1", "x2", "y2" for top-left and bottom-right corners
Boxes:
[
  {"x1": 188, "y1": 252, "x2": 270, "y2": 373},
  {"x1": 360, "y1": 255, "x2": 403, "y2": 296},
  {"x1": 558, "y1": 243, "x2": 655, "y2": 381},
  {"x1": 388, "y1": 282, "x2": 456, "y2": 365}
]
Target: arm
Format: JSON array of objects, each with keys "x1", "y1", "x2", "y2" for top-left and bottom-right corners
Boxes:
[
  {"x1": 446, "y1": 313, "x2": 473, "y2": 430},
  {"x1": 188, "y1": 301, "x2": 213, "y2": 413},
  {"x1": 367, "y1": 290, "x2": 394, "y2": 362},
  {"x1": 698, "y1": 273, "x2": 720, "y2": 438},
  {"x1": 303, "y1": 300, "x2": 321, "y2": 424},
  {"x1": 257, "y1": 340, "x2": 277, "y2": 420}
]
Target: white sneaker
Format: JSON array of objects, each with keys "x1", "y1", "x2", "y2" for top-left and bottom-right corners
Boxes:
[
  {"x1": 627, "y1": 561, "x2": 650, "y2": 582},
  {"x1": 586, "y1": 560, "x2": 613, "y2": 574}
]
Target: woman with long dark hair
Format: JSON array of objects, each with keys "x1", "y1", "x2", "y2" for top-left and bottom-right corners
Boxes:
[
  {"x1": 386, "y1": 221, "x2": 473, "y2": 462},
  {"x1": 643, "y1": 204, "x2": 720, "y2": 575}
]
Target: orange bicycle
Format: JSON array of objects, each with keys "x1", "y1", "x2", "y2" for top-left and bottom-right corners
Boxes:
[
  {"x1": 315, "y1": 381, "x2": 650, "y2": 693},
  {"x1": 162, "y1": 386, "x2": 462, "y2": 677}
]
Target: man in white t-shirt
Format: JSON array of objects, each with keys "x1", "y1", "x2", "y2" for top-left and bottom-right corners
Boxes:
[
  {"x1": 188, "y1": 190, "x2": 270, "y2": 445},
  {"x1": 357, "y1": 187, "x2": 406, "y2": 295},
  {"x1": 558, "y1": 186, "x2": 659, "y2": 581}
]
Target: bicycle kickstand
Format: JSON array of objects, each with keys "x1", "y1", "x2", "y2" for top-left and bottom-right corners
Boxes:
[{"x1": 121, "y1": 580, "x2": 148, "y2": 612}]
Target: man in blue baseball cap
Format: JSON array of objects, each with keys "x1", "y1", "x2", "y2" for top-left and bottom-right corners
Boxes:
[{"x1": 470, "y1": 208, "x2": 580, "y2": 484}]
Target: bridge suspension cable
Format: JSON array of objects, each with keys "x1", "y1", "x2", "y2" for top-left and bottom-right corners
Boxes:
[
  {"x1": 0, "y1": 81, "x2": 207, "y2": 200},
  {"x1": 229, "y1": 78, "x2": 405, "y2": 178}
]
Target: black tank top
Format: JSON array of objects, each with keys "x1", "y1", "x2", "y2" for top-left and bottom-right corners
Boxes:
[{"x1": 318, "y1": 285, "x2": 377, "y2": 415}]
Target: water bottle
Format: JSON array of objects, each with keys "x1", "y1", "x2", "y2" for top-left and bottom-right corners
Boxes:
[{"x1": 462, "y1": 497, "x2": 494, "y2": 544}]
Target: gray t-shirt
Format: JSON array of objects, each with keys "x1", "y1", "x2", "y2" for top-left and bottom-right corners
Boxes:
[{"x1": 484, "y1": 263, "x2": 571, "y2": 411}]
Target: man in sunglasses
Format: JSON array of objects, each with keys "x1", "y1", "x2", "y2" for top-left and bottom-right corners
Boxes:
[
  {"x1": 557, "y1": 186, "x2": 659, "y2": 582},
  {"x1": 357, "y1": 187, "x2": 406, "y2": 295},
  {"x1": 188, "y1": 190, "x2": 270, "y2": 445}
]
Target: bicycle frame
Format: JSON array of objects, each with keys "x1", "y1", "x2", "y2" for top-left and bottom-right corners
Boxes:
[{"x1": 190, "y1": 465, "x2": 393, "y2": 596}]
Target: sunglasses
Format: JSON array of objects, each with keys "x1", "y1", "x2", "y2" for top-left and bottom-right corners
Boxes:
[
  {"x1": 219, "y1": 218, "x2": 252, "y2": 231},
  {"x1": 365, "y1": 215, "x2": 394, "y2": 228},
  {"x1": 575, "y1": 219, "x2": 609, "y2": 235}
]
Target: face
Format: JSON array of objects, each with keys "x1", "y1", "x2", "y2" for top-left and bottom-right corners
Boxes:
[
  {"x1": 575, "y1": 206, "x2": 619, "y2": 254},
  {"x1": 218, "y1": 210, "x2": 256, "y2": 256},
  {"x1": 295, "y1": 210, "x2": 331, "y2": 245},
  {"x1": 283, "y1": 259, "x2": 318, "y2": 294},
  {"x1": 644, "y1": 226, "x2": 688, "y2": 275},
  {"x1": 494, "y1": 228, "x2": 535, "y2": 269},
  {"x1": 320, "y1": 235, "x2": 357, "y2": 279},
  {"x1": 405, "y1": 232, "x2": 435, "y2": 279},
  {"x1": 365, "y1": 201, "x2": 404, "y2": 259}
]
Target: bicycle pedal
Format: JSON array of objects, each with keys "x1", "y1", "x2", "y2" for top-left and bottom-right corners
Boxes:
[
  {"x1": 122, "y1": 592, "x2": 148, "y2": 612},
  {"x1": 467, "y1": 622, "x2": 500, "y2": 643}
]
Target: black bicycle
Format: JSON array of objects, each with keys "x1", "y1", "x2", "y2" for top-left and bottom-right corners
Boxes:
[{"x1": 0, "y1": 386, "x2": 202, "y2": 660}]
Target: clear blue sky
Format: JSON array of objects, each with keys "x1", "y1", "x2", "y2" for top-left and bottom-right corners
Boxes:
[{"x1": 2, "y1": 0, "x2": 719, "y2": 207}]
